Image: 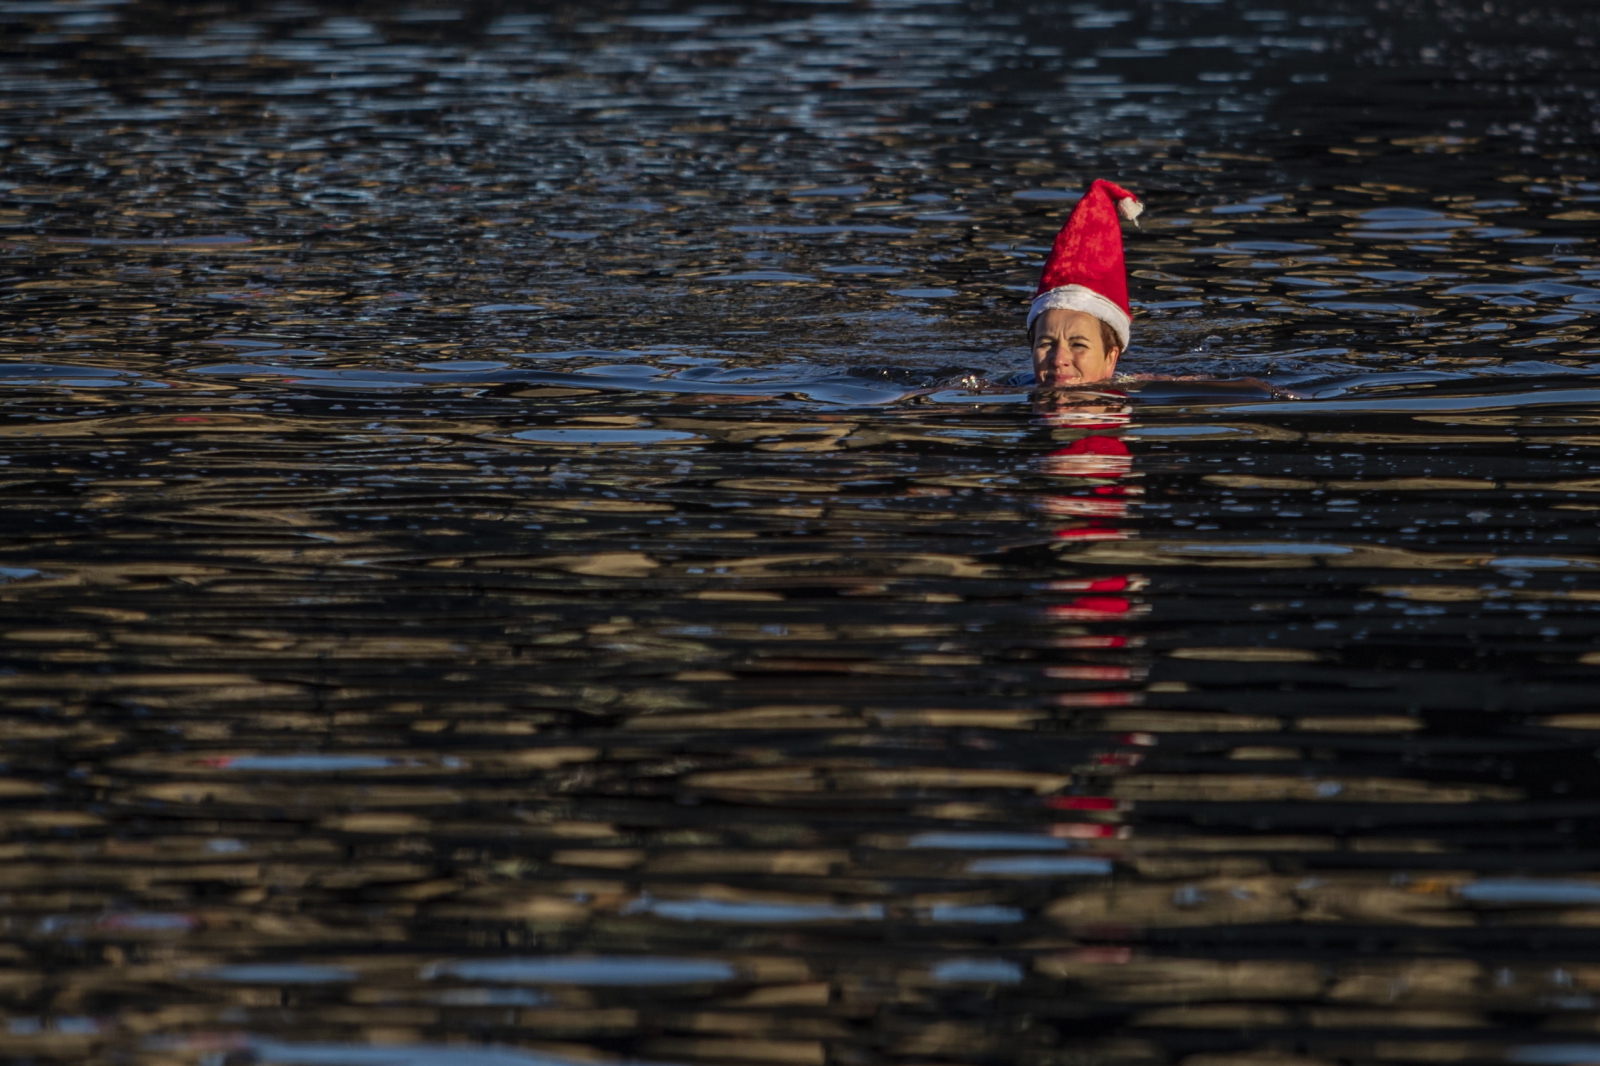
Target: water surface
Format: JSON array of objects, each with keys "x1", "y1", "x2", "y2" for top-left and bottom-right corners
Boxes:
[{"x1": 2, "y1": 1, "x2": 1600, "y2": 1063}]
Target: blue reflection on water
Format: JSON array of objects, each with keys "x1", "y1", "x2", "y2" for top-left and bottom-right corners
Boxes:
[
  {"x1": 247, "y1": 1039, "x2": 637, "y2": 1066},
  {"x1": 215, "y1": 755, "x2": 400, "y2": 771},
  {"x1": 1459, "y1": 879, "x2": 1600, "y2": 905},
  {"x1": 423, "y1": 956, "x2": 737, "y2": 985},
  {"x1": 931, "y1": 958, "x2": 1025, "y2": 984},
  {"x1": 965, "y1": 857, "x2": 1113, "y2": 876},
  {"x1": 1512, "y1": 1046, "x2": 1600, "y2": 1065},
  {"x1": 624, "y1": 897, "x2": 886, "y2": 923}
]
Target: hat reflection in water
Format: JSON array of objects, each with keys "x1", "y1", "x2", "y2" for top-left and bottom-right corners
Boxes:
[
  {"x1": 1040, "y1": 435, "x2": 1139, "y2": 545},
  {"x1": 1029, "y1": 179, "x2": 1143, "y2": 388},
  {"x1": 1035, "y1": 433, "x2": 1148, "y2": 622},
  {"x1": 1032, "y1": 430, "x2": 1148, "y2": 736}
]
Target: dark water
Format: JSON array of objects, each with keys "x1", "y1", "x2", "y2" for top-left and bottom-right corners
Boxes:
[{"x1": 3, "y1": 1, "x2": 1600, "y2": 1064}]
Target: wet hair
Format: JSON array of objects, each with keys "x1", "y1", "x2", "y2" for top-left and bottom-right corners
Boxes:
[
  {"x1": 1096, "y1": 317, "x2": 1119, "y2": 356},
  {"x1": 1029, "y1": 314, "x2": 1122, "y2": 357}
]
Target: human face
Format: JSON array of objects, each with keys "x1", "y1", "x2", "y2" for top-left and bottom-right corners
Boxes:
[{"x1": 1030, "y1": 309, "x2": 1121, "y2": 387}]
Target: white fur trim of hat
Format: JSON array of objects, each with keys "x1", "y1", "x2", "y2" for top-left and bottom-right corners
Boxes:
[{"x1": 1026, "y1": 285, "x2": 1131, "y2": 349}]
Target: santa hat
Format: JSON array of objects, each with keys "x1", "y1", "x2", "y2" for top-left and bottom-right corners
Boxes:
[{"x1": 1027, "y1": 179, "x2": 1143, "y2": 349}]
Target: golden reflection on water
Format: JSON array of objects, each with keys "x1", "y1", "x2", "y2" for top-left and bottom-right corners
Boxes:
[{"x1": 0, "y1": 381, "x2": 1597, "y2": 1066}]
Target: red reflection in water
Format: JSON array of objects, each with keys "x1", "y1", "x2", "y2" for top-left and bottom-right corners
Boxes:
[
  {"x1": 1046, "y1": 796, "x2": 1124, "y2": 812},
  {"x1": 1046, "y1": 595, "x2": 1137, "y2": 619}
]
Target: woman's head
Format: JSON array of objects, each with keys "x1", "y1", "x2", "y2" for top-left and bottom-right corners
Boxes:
[
  {"x1": 1026, "y1": 179, "x2": 1140, "y2": 385},
  {"x1": 1029, "y1": 308, "x2": 1122, "y2": 387}
]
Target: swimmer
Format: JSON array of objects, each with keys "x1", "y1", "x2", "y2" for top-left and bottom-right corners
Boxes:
[
  {"x1": 1026, "y1": 179, "x2": 1141, "y2": 388},
  {"x1": 1022, "y1": 179, "x2": 1286, "y2": 401}
]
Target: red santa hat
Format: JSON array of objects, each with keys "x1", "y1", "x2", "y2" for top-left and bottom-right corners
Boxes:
[{"x1": 1027, "y1": 178, "x2": 1143, "y2": 349}]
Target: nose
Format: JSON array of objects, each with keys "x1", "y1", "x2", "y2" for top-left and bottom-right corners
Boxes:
[{"x1": 1048, "y1": 359, "x2": 1081, "y2": 385}]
